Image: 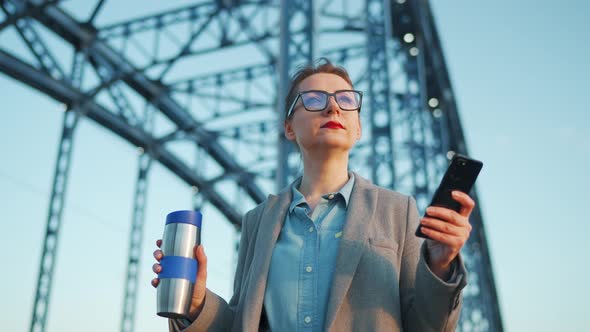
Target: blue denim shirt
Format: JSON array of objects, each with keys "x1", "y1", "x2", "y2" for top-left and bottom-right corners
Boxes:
[{"x1": 264, "y1": 174, "x2": 355, "y2": 332}]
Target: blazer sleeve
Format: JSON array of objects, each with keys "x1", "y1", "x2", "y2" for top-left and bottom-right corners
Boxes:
[
  {"x1": 399, "y1": 196, "x2": 468, "y2": 332},
  {"x1": 169, "y1": 207, "x2": 258, "y2": 332}
]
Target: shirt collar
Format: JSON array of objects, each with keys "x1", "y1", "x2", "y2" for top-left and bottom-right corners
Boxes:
[{"x1": 288, "y1": 172, "x2": 355, "y2": 213}]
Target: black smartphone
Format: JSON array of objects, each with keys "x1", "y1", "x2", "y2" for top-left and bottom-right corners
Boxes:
[{"x1": 415, "y1": 154, "x2": 483, "y2": 238}]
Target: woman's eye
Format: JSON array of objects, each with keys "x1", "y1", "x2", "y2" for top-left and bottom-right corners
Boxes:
[
  {"x1": 304, "y1": 94, "x2": 325, "y2": 108},
  {"x1": 338, "y1": 96, "x2": 355, "y2": 107}
]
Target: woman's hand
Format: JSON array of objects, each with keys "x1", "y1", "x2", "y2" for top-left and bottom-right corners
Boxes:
[
  {"x1": 151, "y1": 239, "x2": 208, "y2": 321},
  {"x1": 419, "y1": 190, "x2": 474, "y2": 280}
]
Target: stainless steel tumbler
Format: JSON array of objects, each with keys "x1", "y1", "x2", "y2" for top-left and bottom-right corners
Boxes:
[{"x1": 157, "y1": 210, "x2": 202, "y2": 318}]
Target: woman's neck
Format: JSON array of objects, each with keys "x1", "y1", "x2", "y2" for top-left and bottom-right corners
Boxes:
[{"x1": 298, "y1": 152, "x2": 350, "y2": 209}]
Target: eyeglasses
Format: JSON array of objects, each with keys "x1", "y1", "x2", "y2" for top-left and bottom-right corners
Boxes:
[{"x1": 287, "y1": 89, "x2": 363, "y2": 118}]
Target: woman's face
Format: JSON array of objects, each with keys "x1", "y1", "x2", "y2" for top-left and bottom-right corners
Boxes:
[{"x1": 284, "y1": 73, "x2": 362, "y2": 156}]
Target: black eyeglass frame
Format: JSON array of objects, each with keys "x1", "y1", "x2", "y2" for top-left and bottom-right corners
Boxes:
[{"x1": 286, "y1": 89, "x2": 363, "y2": 119}]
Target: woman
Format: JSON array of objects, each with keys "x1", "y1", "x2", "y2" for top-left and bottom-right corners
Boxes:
[{"x1": 152, "y1": 59, "x2": 474, "y2": 331}]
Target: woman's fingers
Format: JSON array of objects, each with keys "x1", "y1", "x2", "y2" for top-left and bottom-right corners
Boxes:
[
  {"x1": 420, "y1": 216, "x2": 463, "y2": 237},
  {"x1": 423, "y1": 225, "x2": 465, "y2": 247},
  {"x1": 151, "y1": 263, "x2": 162, "y2": 287},
  {"x1": 426, "y1": 206, "x2": 471, "y2": 230},
  {"x1": 423, "y1": 195, "x2": 476, "y2": 272},
  {"x1": 185, "y1": 244, "x2": 208, "y2": 319},
  {"x1": 151, "y1": 278, "x2": 160, "y2": 288},
  {"x1": 421, "y1": 210, "x2": 471, "y2": 245},
  {"x1": 195, "y1": 245, "x2": 208, "y2": 285},
  {"x1": 426, "y1": 191, "x2": 475, "y2": 224},
  {"x1": 426, "y1": 206, "x2": 463, "y2": 226},
  {"x1": 152, "y1": 240, "x2": 163, "y2": 288},
  {"x1": 153, "y1": 249, "x2": 163, "y2": 261},
  {"x1": 421, "y1": 226, "x2": 462, "y2": 249},
  {"x1": 452, "y1": 191, "x2": 475, "y2": 217},
  {"x1": 151, "y1": 242, "x2": 208, "y2": 307}
]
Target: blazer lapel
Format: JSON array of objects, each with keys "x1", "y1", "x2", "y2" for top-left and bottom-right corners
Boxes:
[
  {"x1": 240, "y1": 188, "x2": 292, "y2": 331},
  {"x1": 324, "y1": 173, "x2": 378, "y2": 330}
]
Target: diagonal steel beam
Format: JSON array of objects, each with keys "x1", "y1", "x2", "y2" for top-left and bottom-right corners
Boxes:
[
  {"x1": 0, "y1": 48, "x2": 246, "y2": 226},
  {"x1": 0, "y1": 0, "x2": 59, "y2": 31},
  {"x1": 22, "y1": 0, "x2": 266, "y2": 206}
]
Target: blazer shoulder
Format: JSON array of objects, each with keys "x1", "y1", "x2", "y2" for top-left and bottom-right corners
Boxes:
[
  {"x1": 245, "y1": 199, "x2": 268, "y2": 217},
  {"x1": 241, "y1": 192, "x2": 282, "y2": 235},
  {"x1": 242, "y1": 199, "x2": 268, "y2": 227},
  {"x1": 369, "y1": 183, "x2": 413, "y2": 208},
  {"x1": 352, "y1": 171, "x2": 412, "y2": 206},
  {"x1": 377, "y1": 186, "x2": 410, "y2": 202}
]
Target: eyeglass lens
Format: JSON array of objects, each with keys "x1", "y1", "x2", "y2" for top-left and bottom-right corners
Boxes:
[{"x1": 301, "y1": 91, "x2": 360, "y2": 111}]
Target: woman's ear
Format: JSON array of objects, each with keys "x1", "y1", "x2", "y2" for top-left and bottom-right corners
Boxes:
[{"x1": 284, "y1": 120, "x2": 296, "y2": 141}]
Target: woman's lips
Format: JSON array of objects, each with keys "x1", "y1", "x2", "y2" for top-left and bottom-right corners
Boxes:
[{"x1": 321, "y1": 121, "x2": 345, "y2": 129}]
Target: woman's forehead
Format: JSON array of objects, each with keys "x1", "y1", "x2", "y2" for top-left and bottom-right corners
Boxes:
[{"x1": 298, "y1": 73, "x2": 352, "y2": 92}]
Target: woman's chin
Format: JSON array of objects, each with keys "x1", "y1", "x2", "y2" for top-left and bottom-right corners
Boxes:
[{"x1": 301, "y1": 139, "x2": 355, "y2": 153}]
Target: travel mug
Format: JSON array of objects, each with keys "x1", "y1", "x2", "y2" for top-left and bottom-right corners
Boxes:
[{"x1": 157, "y1": 210, "x2": 202, "y2": 318}]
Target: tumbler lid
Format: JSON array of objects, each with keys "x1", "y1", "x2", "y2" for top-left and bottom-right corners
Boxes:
[{"x1": 165, "y1": 210, "x2": 202, "y2": 227}]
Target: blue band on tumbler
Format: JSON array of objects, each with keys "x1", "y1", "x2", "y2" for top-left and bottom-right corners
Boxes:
[
  {"x1": 158, "y1": 256, "x2": 198, "y2": 283},
  {"x1": 165, "y1": 210, "x2": 202, "y2": 227}
]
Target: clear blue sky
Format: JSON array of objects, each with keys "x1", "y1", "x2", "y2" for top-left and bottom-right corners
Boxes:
[
  {"x1": 1, "y1": 1, "x2": 588, "y2": 331},
  {"x1": 430, "y1": 1, "x2": 590, "y2": 330}
]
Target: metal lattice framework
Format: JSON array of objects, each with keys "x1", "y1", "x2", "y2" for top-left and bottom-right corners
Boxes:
[{"x1": 0, "y1": 0, "x2": 503, "y2": 331}]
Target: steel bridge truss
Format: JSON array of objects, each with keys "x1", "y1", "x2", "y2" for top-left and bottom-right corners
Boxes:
[{"x1": 0, "y1": 0, "x2": 502, "y2": 331}]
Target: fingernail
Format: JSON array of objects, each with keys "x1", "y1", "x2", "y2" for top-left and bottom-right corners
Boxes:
[
  {"x1": 452, "y1": 191, "x2": 459, "y2": 196},
  {"x1": 426, "y1": 207, "x2": 434, "y2": 213}
]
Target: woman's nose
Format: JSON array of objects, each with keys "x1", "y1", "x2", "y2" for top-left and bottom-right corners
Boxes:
[{"x1": 324, "y1": 96, "x2": 341, "y2": 114}]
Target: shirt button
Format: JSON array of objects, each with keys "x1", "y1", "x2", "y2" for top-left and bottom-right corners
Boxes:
[
  {"x1": 304, "y1": 316, "x2": 312, "y2": 324},
  {"x1": 327, "y1": 194, "x2": 334, "y2": 200},
  {"x1": 306, "y1": 266, "x2": 313, "y2": 273},
  {"x1": 308, "y1": 226, "x2": 314, "y2": 233}
]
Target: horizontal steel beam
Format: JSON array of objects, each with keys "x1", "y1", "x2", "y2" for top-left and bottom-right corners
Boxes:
[{"x1": 98, "y1": 0, "x2": 277, "y2": 39}]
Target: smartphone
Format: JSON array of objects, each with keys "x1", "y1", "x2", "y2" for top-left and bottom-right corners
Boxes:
[{"x1": 415, "y1": 154, "x2": 483, "y2": 238}]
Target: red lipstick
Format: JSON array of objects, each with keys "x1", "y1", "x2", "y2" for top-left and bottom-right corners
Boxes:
[{"x1": 321, "y1": 121, "x2": 345, "y2": 129}]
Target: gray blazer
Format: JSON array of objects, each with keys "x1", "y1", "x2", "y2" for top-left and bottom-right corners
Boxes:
[{"x1": 171, "y1": 172, "x2": 467, "y2": 332}]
